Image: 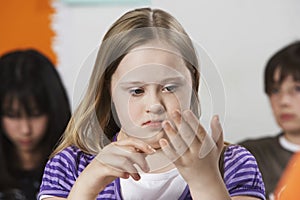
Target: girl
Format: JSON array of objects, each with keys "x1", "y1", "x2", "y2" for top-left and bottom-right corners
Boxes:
[
  {"x1": 38, "y1": 8, "x2": 265, "y2": 200},
  {"x1": 0, "y1": 49, "x2": 71, "y2": 199}
]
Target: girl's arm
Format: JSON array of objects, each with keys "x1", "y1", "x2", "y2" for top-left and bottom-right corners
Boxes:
[
  {"x1": 160, "y1": 110, "x2": 262, "y2": 200},
  {"x1": 42, "y1": 138, "x2": 155, "y2": 200},
  {"x1": 71, "y1": 138, "x2": 155, "y2": 199}
]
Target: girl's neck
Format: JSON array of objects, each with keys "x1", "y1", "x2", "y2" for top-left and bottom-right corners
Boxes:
[{"x1": 17, "y1": 148, "x2": 43, "y2": 170}]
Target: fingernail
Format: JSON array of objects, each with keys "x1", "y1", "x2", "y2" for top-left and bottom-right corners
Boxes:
[
  {"x1": 172, "y1": 110, "x2": 180, "y2": 118},
  {"x1": 133, "y1": 174, "x2": 141, "y2": 181},
  {"x1": 159, "y1": 139, "x2": 168, "y2": 147},
  {"x1": 215, "y1": 115, "x2": 219, "y2": 122},
  {"x1": 124, "y1": 173, "x2": 130, "y2": 179},
  {"x1": 148, "y1": 145, "x2": 156, "y2": 153},
  {"x1": 162, "y1": 120, "x2": 169, "y2": 129}
]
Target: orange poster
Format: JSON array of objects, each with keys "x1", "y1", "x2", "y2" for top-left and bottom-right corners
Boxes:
[
  {"x1": 275, "y1": 153, "x2": 300, "y2": 200},
  {"x1": 0, "y1": 0, "x2": 56, "y2": 64}
]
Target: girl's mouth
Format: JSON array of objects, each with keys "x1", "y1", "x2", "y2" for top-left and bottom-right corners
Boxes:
[{"x1": 142, "y1": 120, "x2": 163, "y2": 128}]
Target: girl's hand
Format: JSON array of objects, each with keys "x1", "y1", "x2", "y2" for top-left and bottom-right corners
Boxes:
[
  {"x1": 159, "y1": 110, "x2": 230, "y2": 199},
  {"x1": 68, "y1": 137, "x2": 155, "y2": 199},
  {"x1": 95, "y1": 136, "x2": 156, "y2": 180}
]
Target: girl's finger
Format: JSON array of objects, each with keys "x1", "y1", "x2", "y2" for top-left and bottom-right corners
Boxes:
[
  {"x1": 96, "y1": 153, "x2": 139, "y2": 174},
  {"x1": 114, "y1": 160, "x2": 142, "y2": 181},
  {"x1": 112, "y1": 145, "x2": 150, "y2": 172},
  {"x1": 113, "y1": 166, "x2": 141, "y2": 181},
  {"x1": 182, "y1": 110, "x2": 217, "y2": 159},
  {"x1": 210, "y1": 115, "x2": 224, "y2": 150},
  {"x1": 162, "y1": 120, "x2": 188, "y2": 157},
  {"x1": 198, "y1": 116, "x2": 223, "y2": 159},
  {"x1": 116, "y1": 137, "x2": 156, "y2": 155},
  {"x1": 114, "y1": 138, "x2": 154, "y2": 172},
  {"x1": 198, "y1": 134, "x2": 216, "y2": 159},
  {"x1": 159, "y1": 138, "x2": 178, "y2": 162},
  {"x1": 171, "y1": 111, "x2": 196, "y2": 149},
  {"x1": 182, "y1": 110, "x2": 207, "y2": 142},
  {"x1": 96, "y1": 143, "x2": 150, "y2": 173},
  {"x1": 119, "y1": 172, "x2": 140, "y2": 181},
  {"x1": 115, "y1": 159, "x2": 141, "y2": 181}
]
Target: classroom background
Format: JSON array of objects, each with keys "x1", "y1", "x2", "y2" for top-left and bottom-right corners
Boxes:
[{"x1": 1, "y1": 0, "x2": 300, "y2": 143}]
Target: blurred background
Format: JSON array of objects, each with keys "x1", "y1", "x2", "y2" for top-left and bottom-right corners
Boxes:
[{"x1": 1, "y1": 0, "x2": 300, "y2": 143}]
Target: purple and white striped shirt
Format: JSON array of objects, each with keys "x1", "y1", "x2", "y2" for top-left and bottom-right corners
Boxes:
[{"x1": 38, "y1": 145, "x2": 265, "y2": 199}]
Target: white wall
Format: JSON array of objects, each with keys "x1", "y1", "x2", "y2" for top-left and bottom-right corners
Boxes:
[{"x1": 52, "y1": 0, "x2": 300, "y2": 143}]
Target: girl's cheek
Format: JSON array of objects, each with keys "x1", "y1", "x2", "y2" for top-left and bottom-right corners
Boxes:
[
  {"x1": 128, "y1": 102, "x2": 143, "y2": 122},
  {"x1": 170, "y1": 94, "x2": 189, "y2": 111}
]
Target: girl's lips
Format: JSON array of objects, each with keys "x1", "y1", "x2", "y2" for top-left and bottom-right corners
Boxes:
[
  {"x1": 19, "y1": 139, "x2": 32, "y2": 146},
  {"x1": 280, "y1": 114, "x2": 295, "y2": 121},
  {"x1": 142, "y1": 120, "x2": 163, "y2": 128}
]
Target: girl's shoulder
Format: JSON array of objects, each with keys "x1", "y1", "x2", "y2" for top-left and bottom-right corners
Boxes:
[
  {"x1": 48, "y1": 146, "x2": 95, "y2": 173},
  {"x1": 223, "y1": 144, "x2": 262, "y2": 173},
  {"x1": 54, "y1": 146, "x2": 94, "y2": 159},
  {"x1": 39, "y1": 146, "x2": 96, "y2": 199},
  {"x1": 222, "y1": 144, "x2": 266, "y2": 199},
  {"x1": 223, "y1": 144, "x2": 256, "y2": 162}
]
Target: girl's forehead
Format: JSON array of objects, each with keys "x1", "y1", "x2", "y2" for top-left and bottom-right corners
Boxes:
[
  {"x1": 115, "y1": 65, "x2": 188, "y2": 86},
  {"x1": 2, "y1": 97, "x2": 19, "y2": 108},
  {"x1": 113, "y1": 45, "x2": 190, "y2": 80},
  {"x1": 2, "y1": 95, "x2": 38, "y2": 110}
]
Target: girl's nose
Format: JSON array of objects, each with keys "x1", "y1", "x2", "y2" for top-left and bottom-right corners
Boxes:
[
  {"x1": 19, "y1": 117, "x2": 31, "y2": 135},
  {"x1": 146, "y1": 89, "x2": 165, "y2": 114},
  {"x1": 147, "y1": 104, "x2": 165, "y2": 114}
]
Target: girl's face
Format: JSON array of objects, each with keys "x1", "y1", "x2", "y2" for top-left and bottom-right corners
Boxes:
[
  {"x1": 269, "y1": 69, "x2": 300, "y2": 135},
  {"x1": 111, "y1": 44, "x2": 194, "y2": 148},
  {"x1": 1, "y1": 98, "x2": 48, "y2": 152}
]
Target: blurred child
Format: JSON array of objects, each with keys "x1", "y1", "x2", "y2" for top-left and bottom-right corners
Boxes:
[
  {"x1": 0, "y1": 49, "x2": 71, "y2": 199},
  {"x1": 239, "y1": 41, "x2": 300, "y2": 199}
]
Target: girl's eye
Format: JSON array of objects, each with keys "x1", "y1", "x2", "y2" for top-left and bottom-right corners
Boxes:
[
  {"x1": 295, "y1": 85, "x2": 300, "y2": 92},
  {"x1": 29, "y1": 110, "x2": 44, "y2": 117},
  {"x1": 4, "y1": 112, "x2": 20, "y2": 118},
  {"x1": 2, "y1": 110, "x2": 22, "y2": 118},
  {"x1": 129, "y1": 88, "x2": 144, "y2": 96},
  {"x1": 163, "y1": 85, "x2": 177, "y2": 93}
]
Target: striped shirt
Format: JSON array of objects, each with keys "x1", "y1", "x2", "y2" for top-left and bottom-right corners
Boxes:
[{"x1": 38, "y1": 145, "x2": 265, "y2": 199}]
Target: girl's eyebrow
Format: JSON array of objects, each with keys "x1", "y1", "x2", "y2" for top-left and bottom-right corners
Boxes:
[
  {"x1": 160, "y1": 76, "x2": 185, "y2": 84},
  {"x1": 119, "y1": 76, "x2": 186, "y2": 87}
]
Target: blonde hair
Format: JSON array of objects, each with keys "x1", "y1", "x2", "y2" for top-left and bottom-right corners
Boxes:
[{"x1": 52, "y1": 7, "x2": 200, "y2": 156}]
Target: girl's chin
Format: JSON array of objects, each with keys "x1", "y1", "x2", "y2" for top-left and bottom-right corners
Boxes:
[{"x1": 141, "y1": 131, "x2": 166, "y2": 148}]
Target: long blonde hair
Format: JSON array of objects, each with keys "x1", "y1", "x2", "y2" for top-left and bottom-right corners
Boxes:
[{"x1": 52, "y1": 7, "x2": 200, "y2": 156}]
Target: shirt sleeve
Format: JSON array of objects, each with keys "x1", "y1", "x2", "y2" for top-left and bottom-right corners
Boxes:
[
  {"x1": 223, "y1": 145, "x2": 266, "y2": 200},
  {"x1": 37, "y1": 147, "x2": 82, "y2": 199}
]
